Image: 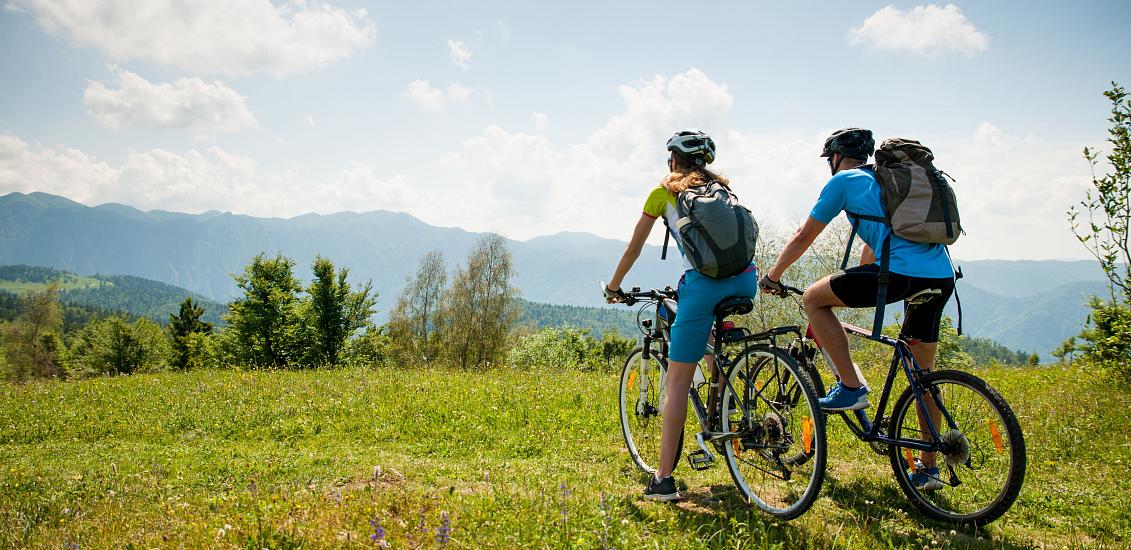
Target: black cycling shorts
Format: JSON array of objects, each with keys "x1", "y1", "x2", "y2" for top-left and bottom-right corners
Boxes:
[{"x1": 829, "y1": 263, "x2": 955, "y2": 343}]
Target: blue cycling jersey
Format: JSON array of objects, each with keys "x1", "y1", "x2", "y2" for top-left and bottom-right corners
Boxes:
[{"x1": 810, "y1": 167, "x2": 954, "y2": 279}]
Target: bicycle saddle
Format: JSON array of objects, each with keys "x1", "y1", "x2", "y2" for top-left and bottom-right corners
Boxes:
[
  {"x1": 906, "y1": 288, "x2": 943, "y2": 306},
  {"x1": 714, "y1": 296, "x2": 753, "y2": 318},
  {"x1": 661, "y1": 298, "x2": 679, "y2": 320}
]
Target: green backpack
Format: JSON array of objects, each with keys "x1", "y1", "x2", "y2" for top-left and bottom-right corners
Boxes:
[
  {"x1": 872, "y1": 138, "x2": 962, "y2": 244},
  {"x1": 844, "y1": 138, "x2": 963, "y2": 337},
  {"x1": 668, "y1": 181, "x2": 758, "y2": 279}
]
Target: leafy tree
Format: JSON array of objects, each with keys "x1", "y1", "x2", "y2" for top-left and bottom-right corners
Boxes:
[
  {"x1": 342, "y1": 324, "x2": 394, "y2": 368},
  {"x1": 438, "y1": 234, "x2": 519, "y2": 369},
  {"x1": 225, "y1": 254, "x2": 303, "y2": 368},
  {"x1": 303, "y1": 256, "x2": 377, "y2": 367},
  {"x1": 389, "y1": 251, "x2": 448, "y2": 363},
  {"x1": 1066, "y1": 83, "x2": 1131, "y2": 372},
  {"x1": 1071, "y1": 83, "x2": 1131, "y2": 302},
  {"x1": 1, "y1": 283, "x2": 65, "y2": 380},
  {"x1": 168, "y1": 297, "x2": 214, "y2": 370},
  {"x1": 68, "y1": 316, "x2": 170, "y2": 376}
]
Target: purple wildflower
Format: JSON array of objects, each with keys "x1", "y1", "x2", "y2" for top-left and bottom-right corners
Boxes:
[
  {"x1": 369, "y1": 517, "x2": 385, "y2": 543},
  {"x1": 65, "y1": 543, "x2": 79, "y2": 550},
  {"x1": 435, "y1": 511, "x2": 451, "y2": 546}
]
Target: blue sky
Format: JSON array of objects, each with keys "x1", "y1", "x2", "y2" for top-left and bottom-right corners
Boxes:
[{"x1": 1, "y1": 1, "x2": 1129, "y2": 261}]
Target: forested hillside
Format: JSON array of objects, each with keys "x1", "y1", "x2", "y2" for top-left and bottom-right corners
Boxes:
[{"x1": 0, "y1": 265, "x2": 226, "y2": 326}]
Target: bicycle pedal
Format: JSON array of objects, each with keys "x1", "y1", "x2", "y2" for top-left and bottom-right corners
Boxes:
[{"x1": 687, "y1": 450, "x2": 714, "y2": 471}]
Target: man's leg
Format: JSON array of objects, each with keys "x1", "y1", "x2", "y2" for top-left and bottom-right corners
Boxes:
[
  {"x1": 909, "y1": 341, "x2": 942, "y2": 469},
  {"x1": 803, "y1": 276, "x2": 862, "y2": 387},
  {"x1": 656, "y1": 359, "x2": 696, "y2": 479}
]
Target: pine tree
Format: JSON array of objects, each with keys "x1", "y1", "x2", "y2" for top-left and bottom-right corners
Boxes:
[
  {"x1": 304, "y1": 256, "x2": 376, "y2": 367},
  {"x1": 168, "y1": 297, "x2": 214, "y2": 370}
]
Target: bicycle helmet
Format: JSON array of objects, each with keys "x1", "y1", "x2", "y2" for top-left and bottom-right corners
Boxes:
[
  {"x1": 820, "y1": 128, "x2": 875, "y2": 161},
  {"x1": 666, "y1": 130, "x2": 716, "y2": 166}
]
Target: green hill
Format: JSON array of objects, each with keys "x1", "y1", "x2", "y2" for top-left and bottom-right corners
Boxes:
[{"x1": 0, "y1": 265, "x2": 226, "y2": 326}]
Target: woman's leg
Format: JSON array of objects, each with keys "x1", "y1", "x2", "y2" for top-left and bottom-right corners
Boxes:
[{"x1": 656, "y1": 359, "x2": 696, "y2": 478}]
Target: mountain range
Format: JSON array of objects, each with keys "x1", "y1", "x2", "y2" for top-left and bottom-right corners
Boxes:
[{"x1": 0, "y1": 192, "x2": 1109, "y2": 357}]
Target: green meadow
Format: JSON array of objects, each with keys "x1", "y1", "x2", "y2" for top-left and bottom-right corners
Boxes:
[{"x1": 1, "y1": 362, "x2": 1128, "y2": 548}]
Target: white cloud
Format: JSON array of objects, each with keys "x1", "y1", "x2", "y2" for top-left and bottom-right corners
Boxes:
[
  {"x1": 433, "y1": 69, "x2": 1092, "y2": 262},
  {"x1": 83, "y1": 66, "x2": 256, "y2": 133},
  {"x1": 532, "y1": 112, "x2": 547, "y2": 130},
  {"x1": 447, "y1": 39, "x2": 472, "y2": 68},
  {"x1": 0, "y1": 133, "x2": 412, "y2": 217},
  {"x1": 7, "y1": 0, "x2": 375, "y2": 76},
  {"x1": 306, "y1": 114, "x2": 316, "y2": 127},
  {"x1": 437, "y1": 68, "x2": 739, "y2": 239},
  {"x1": 849, "y1": 4, "x2": 988, "y2": 56},
  {"x1": 496, "y1": 20, "x2": 511, "y2": 41},
  {"x1": 399, "y1": 80, "x2": 473, "y2": 112}
]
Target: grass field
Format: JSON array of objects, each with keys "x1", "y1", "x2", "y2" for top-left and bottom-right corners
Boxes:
[{"x1": 1, "y1": 362, "x2": 1128, "y2": 548}]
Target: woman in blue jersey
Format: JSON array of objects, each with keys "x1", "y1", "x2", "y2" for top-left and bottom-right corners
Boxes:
[
  {"x1": 759, "y1": 128, "x2": 956, "y2": 492},
  {"x1": 604, "y1": 130, "x2": 758, "y2": 501}
]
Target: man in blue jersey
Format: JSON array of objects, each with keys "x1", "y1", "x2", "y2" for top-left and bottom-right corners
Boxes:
[{"x1": 758, "y1": 128, "x2": 956, "y2": 490}]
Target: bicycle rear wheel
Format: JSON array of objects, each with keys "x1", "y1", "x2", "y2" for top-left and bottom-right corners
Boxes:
[
  {"x1": 619, "y1": 346, "x2": 683, "y2": 474},
  {"x1": 720, "y1": 344, "x2": 826, "y2": 520},
  {"x1": 888, "y1": 370, "x2": 1026, "y2": 525}
]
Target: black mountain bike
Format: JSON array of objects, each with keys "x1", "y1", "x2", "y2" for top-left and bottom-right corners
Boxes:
[
  {"x1": 614, "y1": 286, "x2": 827, "y2": 519},
  {"x1": 780, "y1": 284, "x2": 1026, "y2": 525}
]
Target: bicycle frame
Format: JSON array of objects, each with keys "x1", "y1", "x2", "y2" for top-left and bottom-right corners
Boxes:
[
  {"x1": 625, "y1": 288, "x2": 795, "y2": 454},
  {"x1": 802, "y1": 321, "x2": 958, "y2": 455}
]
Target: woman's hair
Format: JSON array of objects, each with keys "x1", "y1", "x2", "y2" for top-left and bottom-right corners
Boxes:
[{"x1": 661, "y1": 153, "x2": 730, "y2": 193}]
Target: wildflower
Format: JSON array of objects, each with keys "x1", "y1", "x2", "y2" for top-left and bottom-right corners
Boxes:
[
  {"x1": 369, "y1": 517, "x2": 388, "y2": 547},
  {"x1": 435, "y1": 511, "x2": 451, "y2": 546},
  {"x1": 65, "y1": 543, "x2": 78, "y2": 550}
]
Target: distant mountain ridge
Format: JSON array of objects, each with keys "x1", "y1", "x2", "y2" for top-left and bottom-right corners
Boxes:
[{"x1": 0, "y1": 191, "x2": 1109, "y2": 357}]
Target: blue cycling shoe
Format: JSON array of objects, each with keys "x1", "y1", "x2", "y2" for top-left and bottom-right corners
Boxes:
[
  {"x1": 818, "y1": 382, "x2": 870, "y2": 411},
  {"x1": 909, "y1": 462, "x2": 944, "y2": 491}
]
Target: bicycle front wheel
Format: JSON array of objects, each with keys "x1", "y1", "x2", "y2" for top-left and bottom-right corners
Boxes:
[
  {"x1": 720, "y1": 344, "x2": 826, "y2": 520},
  {"x1": 888, "y1": 370, "x2": 1026, "y2": 525},
  {"x1": 619, "y1": 346, "x2": 683, "y2": 474}
]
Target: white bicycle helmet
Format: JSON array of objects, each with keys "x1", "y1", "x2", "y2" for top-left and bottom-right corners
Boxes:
[{"x1": 666, "y1": 130, "x2": 716, "y2": 166}]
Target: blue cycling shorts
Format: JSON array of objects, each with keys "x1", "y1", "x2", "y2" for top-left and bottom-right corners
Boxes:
[{"x1": 668, "y1": 265, "x2": 759, "y2": 363}]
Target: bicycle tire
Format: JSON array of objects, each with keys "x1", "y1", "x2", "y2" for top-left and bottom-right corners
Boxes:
[
  {"x1": 887, "y1": 370, "x2": 1026, "y2": 525},
  {"x1": 720, "y1": 344, "x2": 826, "y2": 520},
  {"x1": 619, "y1": 346, "x2": 684, "y2": 475}
]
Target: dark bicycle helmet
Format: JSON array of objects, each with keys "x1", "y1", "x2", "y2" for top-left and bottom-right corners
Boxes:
[
  {"x1": 820, "y1": 128, "x2": 875, "y2": 161},
  {"x1": 666, "y1": 130, "x2": 716, "y2": 166}
]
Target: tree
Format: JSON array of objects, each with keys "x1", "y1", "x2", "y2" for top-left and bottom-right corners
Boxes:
[
  {"x1": 168, "y1": 297, "x2": 214, "y2": 370},
  {"x1": 1066, "y1": 83, "x2": 1131, "y2": 371},
  {"x1": 1070, "y1": 82, "x2": 1131, "y2": 303},
  {"x1": 438, "y1": 234, "x2": 519, "y2": 369},
  {"x1": 225, "y1": 254, "x2": 303, "y2": 368},
  {"x1": 303, "y1": 256, "x2": 377, "y2": 367},
  {"x1": 68, "y1": 316, "x2": 171, "y2": 377},
  {"x1": 389, "y1": 251, "x2": 447, "y2": 362},
  {"x1": 2, "y1": 283, "x2": 65, "y2": 380}
]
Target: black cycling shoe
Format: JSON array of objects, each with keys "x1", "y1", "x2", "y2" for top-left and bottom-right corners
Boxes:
[{"x1": 643, "y1": 475, "x2": 682, "y2": 502}]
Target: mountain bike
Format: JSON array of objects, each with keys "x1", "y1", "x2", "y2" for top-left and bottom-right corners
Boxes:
[
  {"x1": 614, "y1": 285, "x2": 827, "y2": 519},
  {"x1": 779, "y1": 284, "x2": 1026, "y2": 525}
]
